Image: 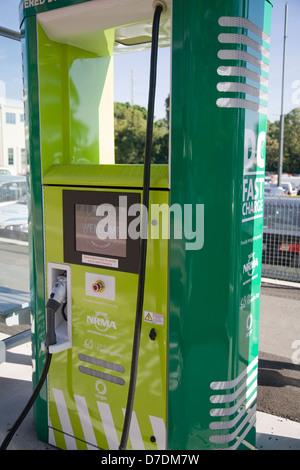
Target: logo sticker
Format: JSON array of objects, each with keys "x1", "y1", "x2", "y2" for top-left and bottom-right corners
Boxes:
[{"x1": 87, "y1": 312, "x2": 117, "y2": 338}]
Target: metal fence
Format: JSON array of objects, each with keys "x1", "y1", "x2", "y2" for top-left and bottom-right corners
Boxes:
[{"x1": 262, "y1": 196, "x2": 300, "y2": 283}]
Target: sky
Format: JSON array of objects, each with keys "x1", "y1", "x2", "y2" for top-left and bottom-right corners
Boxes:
[
  {"x1": 267, "y1": 0, "x2": 300, "y2": 121},
  {"x1": 0, "y1": 0, "x2": 299, "y2": 122}
]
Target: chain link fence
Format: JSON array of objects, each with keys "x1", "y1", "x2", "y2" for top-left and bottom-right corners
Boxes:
[{"x1": 262, "y1": 196, "x2": 300, "y2": 283}]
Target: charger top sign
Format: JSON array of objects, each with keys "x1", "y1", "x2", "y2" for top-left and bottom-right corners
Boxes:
[
  {"x1": 20, "y1": 0, "x2": 91, "y2": 21},
  {"x1": 23, "y1": 0, "x2": 48, "y2": 7}
]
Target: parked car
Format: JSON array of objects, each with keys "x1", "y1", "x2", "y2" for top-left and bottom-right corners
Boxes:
[
  {"x1": 263, "y1": 196, "x2": 300, "y2": 268},
  {"x1": 264, "y1": 183, "x2": 285, "y2": 196},
  {"x1": 0, "y1": 176, "x2": 27, "y2": 206},
  {"x1": 0, "y1": 194, "x2": 28, "y2": 241},
  {"x1": 281, "y1": 182, "x2": 296, "y2": 195}
]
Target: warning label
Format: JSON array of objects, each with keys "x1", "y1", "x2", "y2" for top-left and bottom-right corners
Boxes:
[{"x1": 144, "y1": 311, "x2": 164, "y2": 326}]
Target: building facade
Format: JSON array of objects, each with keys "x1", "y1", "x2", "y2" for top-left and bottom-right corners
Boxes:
[{"x1": 0, "y1": 100, "x2": 26, "y2": 175}]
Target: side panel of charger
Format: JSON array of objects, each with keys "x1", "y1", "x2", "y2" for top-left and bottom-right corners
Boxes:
[{"x1": 169, "y1": 0, "x2": 272, "y2": 450}]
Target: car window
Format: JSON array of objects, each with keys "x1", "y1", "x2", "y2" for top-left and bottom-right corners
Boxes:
[{"x1": 0, "y1": 181, "x2": 26, "y2": 203}]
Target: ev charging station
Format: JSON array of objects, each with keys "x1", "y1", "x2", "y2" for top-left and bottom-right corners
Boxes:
[{"x1": 11, "y1": 0, "x2": 272, "y2": 451}]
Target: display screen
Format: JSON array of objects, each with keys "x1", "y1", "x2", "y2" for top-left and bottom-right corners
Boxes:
[
  {"x1": 63, "y1": 190, "x2": 140, "y2": 274},
  {"x1": 75, "y1": 203, "x2": 127, "y2": 258}
]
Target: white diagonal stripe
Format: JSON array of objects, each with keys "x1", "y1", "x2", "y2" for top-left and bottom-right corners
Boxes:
[
  {"x1": 218, "y1": 33, "x2": 270, "y2": 58},
  {"x1": 218, "y1": 16, "x2": 270, "y2": 44},
  {"x1": 210, "y1": 391, "x2": 256, "y2": 430},
  {"x1": 217, "y1": 98, "x2": 267, "y2": 115},
  {"x1": 210, "y1": 371, "x2": 257, "y2": 404},
  {"x1": 122, "y1": 409, "x2": 145, "y2": 450},
  {"x1": 149, "y1": 416, "x2": 166, "y2": 450},
  {"x1": 227, "y1": 416, "x2": 256, "y2": 450},
  {"x1": 52, "y1": 388, "x2": 77, "y2": 450},
  {"x1": 74, "y1": 394, "x2": 98, "y2": 449},
  {"x1": 210, "y1": 384, "x2": 257, "y2": 417},
  {"x1": 210, "y1": 357, "x2": 258, "y2": 390},
  {"x1": 217, "y1": 66, "x2": 269, "y2": 87},
  {"x1": 217, "y1": 82, "x2": 268, "y2": 101},
  {"x1": 209, "y1": 404, "x2": 256, "y2": 443},
  {"x1": 218, "y1": 50, "x2": 269, "y2": 74},
  {"x1": 97, "y1": 402, "x2": 119, "y2": 450},
  {"x1": 48, "y1": 426, "x2": 56, "y2": 448}
]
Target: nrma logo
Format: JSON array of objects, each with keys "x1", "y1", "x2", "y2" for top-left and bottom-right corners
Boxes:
[
  {"x1": 87, "y1": 312, "x2": 117, "y2": 333},
  {"x1": 243, "y1": 252, "x2": 259, "y2": 277}
]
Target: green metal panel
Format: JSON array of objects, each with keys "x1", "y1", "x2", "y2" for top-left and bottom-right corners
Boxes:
[
  {"x1": 43, "y1": 164, "x2": 169, "y2": 189},
  {"x1": 168, "y1": 0, "x2": 272, "y2": 450},
  {"x1": 37, "y1": 21, "x2": 115, "y2": 174}
]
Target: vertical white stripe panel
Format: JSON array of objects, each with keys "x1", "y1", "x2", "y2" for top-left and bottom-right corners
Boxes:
[
  {"x1": 149, "y1": 416, "x2": 166, "y2": 450},
  {"x1": 97, "y1": 402, "x2": 119, "y2": 450},
  {"x1": 52, "y1": 388, "x2": 77, "y2": 450},
  {"x1": 122, "y1": 409, "x2": 145, "y2": 450},
  {"x1": 74, "y1": 394, "x2": 98, "y2": 449}
]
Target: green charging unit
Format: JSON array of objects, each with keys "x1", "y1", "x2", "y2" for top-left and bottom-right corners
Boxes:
[{"x1": 20, "y1": 0, "x2": 273, "y2": 451}]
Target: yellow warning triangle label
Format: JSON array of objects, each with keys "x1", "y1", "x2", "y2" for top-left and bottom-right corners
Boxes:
[{"x1": 145, "y1": 313, "x2": 153, "y2": 322}]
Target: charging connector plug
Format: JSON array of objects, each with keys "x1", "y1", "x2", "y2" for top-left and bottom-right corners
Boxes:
[
  {"x1": 45, "y1": 275, "x2": 67, "y2": 348},
  {"x1": 49, "y1": 275, "x2": 68, "y2": 304}
]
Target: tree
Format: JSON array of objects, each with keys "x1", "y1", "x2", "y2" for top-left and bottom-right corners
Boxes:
[
  {"x1": 266, "y1": 119, "x2": 280, "y2": 172},
  {"x1": 114, "y1": 99, "x2": 169, "y2": 165},
  {"x1": 152, "y1": 94, "x2": 170, "y2": 163},
  {"x1": 152, "y1": 118, "x2": 169, "y2": 164},
  {"x1": 283, "y1": 108, "x2": 300, "y2": 174},
  {"x1": 266, "y1": 108, "x2": 300, "y2": 174},
  {"x1": 114, "y1": 102, "x2": 147, "y2": 164}
]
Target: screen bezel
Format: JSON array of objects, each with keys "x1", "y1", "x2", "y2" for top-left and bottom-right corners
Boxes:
[{"x1": 63, "y1": 190, "x2": 141, "y2": 274}]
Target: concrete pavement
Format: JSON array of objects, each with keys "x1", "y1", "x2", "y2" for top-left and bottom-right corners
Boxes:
[
  {"x1": 258, "y1": 279, "x2": 300, "y2": 425},
  {"x1": 256, "y1": 412, "x2": 300, "y2": 450}
]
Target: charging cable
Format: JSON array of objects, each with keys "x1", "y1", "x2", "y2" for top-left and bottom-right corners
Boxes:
[
  {"x1": 119, "y1": 1, "x2": 165, "y2": 451},
  {"x1": 0, "y1": 274, "x2": 67, "y2": 450}
]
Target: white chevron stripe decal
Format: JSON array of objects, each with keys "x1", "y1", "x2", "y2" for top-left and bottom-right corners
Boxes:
[
  {"x1": 216, "y1": 16, "x2": 270, "y2": 115},
  {"x1": 122, "y1": 409, "x2": 145, "y2": 450},
  {"x1": 50, "y1": 388, "x2": 166, "y2": 450},
  {"x1": 74, "y1": 394, "x2": 98, "y2": 449},
  {"x1": 97, "y1": 401, "x2": 119, "y2": 450}
]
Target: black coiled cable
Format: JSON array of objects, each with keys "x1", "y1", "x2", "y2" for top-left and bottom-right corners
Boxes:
[{"x1": 119, "y1": 3, "x2": 163, "y2": 451}]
